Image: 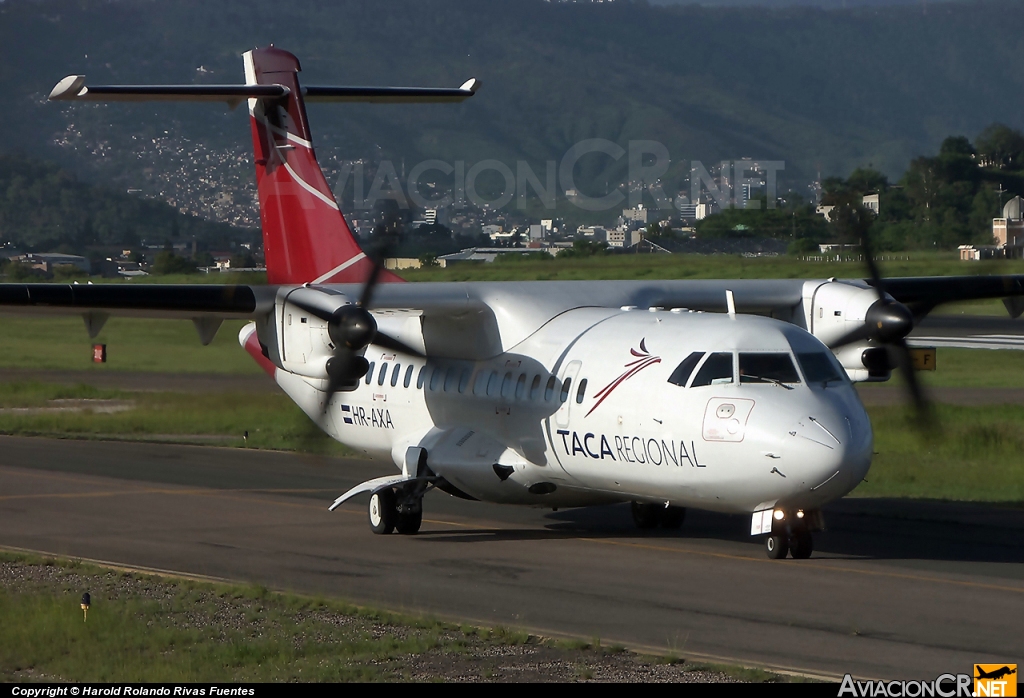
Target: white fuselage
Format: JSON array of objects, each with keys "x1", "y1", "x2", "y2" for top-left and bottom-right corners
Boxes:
[{"x1": 253, "y1": 305, "x2": 873, "y2": 516}]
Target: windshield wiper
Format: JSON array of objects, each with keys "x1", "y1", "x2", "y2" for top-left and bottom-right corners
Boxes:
[{"x1": 741, "y1": 375, "x2": 795, "y2": 390}]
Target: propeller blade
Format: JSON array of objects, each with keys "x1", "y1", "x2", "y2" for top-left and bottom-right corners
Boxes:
[
  {"x1": 287, "y1": 296, "x2": 336, "y2": 322},
  {"x1": 371, "y1": 330, "x2": 426, "y2": 358},
  {"x1": 358, "y1": 255, "x2": 385, "y2": 309},
  {"x1": 890, "y1": 339, "x2": 937, "y2": 432}
]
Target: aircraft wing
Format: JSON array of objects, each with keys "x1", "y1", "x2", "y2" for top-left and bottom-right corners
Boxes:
[
  {"x1": 0, "y1": 283, "x2": 268, "y2": 318},
  {"x1": 875, "y1": 275, "x2": 1024, "y2": 314}
]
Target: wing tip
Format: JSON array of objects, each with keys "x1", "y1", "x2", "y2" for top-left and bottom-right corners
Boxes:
[{"x1": 49, "y1": 75, "x2": 86, "y2": 101}]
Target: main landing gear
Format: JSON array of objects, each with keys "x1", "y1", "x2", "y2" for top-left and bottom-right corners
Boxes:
[
  {"x1": 368, "y1": 486, "x2": 424, "y2": 535},
  {"x1": 631, "y1": 501, "x2": 686, "y2": 530}
]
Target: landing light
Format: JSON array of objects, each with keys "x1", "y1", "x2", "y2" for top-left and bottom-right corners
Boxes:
[
  {"x1": 796, "y1": 510, "x2": 805, "y2": 519},
  {"x1": 773, "y1": 509, "x2": 785, "y2": 521}
]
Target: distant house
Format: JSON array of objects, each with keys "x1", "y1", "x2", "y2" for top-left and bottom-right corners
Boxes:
[
  {"x1": 959, "y1": 244, "x2": 1001, "y2": 261},
  {"x1": 818, "y1": 243, "x2": 860, "y2": 254}
]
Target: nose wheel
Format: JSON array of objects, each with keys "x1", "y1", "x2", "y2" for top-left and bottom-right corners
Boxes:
[{"x1": 764, "y1": 529, "x2": 814, "y2": 559}]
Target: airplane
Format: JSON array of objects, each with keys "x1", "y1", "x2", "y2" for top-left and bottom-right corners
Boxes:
[
  {"x1": 5, "y1": 46, "x2": 1024, "y2": 560},
  {"x1": 975, "y1": 667, "x2": 1017, "y2": 681}
]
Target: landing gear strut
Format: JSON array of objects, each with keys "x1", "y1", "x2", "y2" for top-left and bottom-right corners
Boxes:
[{"x1": 631, "y1": 502, "x2": 686, "y2": 530}]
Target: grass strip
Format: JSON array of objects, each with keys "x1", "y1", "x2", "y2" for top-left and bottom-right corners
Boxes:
[
  {"x1": 854, "y1": 404, "x2": 1024, "y2": 501},
  {"x1": 0, "y1": 382, "x2": 350, "y2": 455},
  {"x1": 0, "y1": 550, "x2": 773, "y2": 683}
]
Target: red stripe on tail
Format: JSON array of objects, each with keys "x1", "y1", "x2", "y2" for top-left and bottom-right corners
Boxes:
[{"x1": 244, "y1": 47, "x2": 402, "y2": 286}]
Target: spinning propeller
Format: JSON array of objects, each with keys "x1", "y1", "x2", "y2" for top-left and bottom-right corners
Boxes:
[
  {"x1": 287, "y1": 235, "x2": 424, "y2": 406},
  {"x1": 825, "y1": 203, "x2": 935, "y2": 430}
]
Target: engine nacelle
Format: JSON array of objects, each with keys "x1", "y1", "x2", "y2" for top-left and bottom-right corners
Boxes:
[{"x1": 803, "y1": 280, "x2": 893, "y2": 382}]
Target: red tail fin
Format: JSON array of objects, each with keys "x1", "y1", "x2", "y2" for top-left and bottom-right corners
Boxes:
[{"x1": 243, "y1": 47, "x2": 400, "y2": 285}]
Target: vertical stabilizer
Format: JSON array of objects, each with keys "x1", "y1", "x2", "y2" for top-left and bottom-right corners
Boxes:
[{"x1": 244, "y1": 47, "x2": 400, "y2": 285}]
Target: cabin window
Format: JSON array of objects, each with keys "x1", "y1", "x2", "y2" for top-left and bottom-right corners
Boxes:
[
  {"x1": 690, "y1": 352, "x2": 733, "y2": 387},
  {"x1": 473, "y1": 370, "x2": 488, "y2": 396},
  {"x1": 500, "y1": 372, "x2": 514, "y2": 398},
  {"x1": 391, "y1": 363, "x2": 401, "y2": 387},
  {"x1": 459, "y1": 369, "x2": 471, "y2": 394},
  {"x1": 514, "y1": 373, "x2": 527, "y2": 399},
  {"x1": 575, "y1": 378, "x2": 588, "y2": 404},
  {"x1": 559, "y1": 377, "x2": 572, "y2": 403},
  {"x1": 668, "y1": 352, "x2": 705, "y2": 387},
  {"x1": 797, "y1": 352, "x2": 845, "y2": 384},
  {"x1": 404, "y1": 364, "x2": 414, "y2": 388},
  {"x1": 739, "y1": 353, "x2": 800, "y2": 385},
  {"x1": 544, "y1": 376, "x2": 557, "y2": 401},
  {"x1": 365, "y1": 362, "x2": 376, "y2": 385},
  {"x1": 529, "y1": 375, "x2": 542, "y2": 401},
  {"x1": 486, "y1": 371, "x2": 501, "y2": 397},
  {"x1": 378, "y1": 362, "x2": 388, "y2": 386},
  {"x1": 416, "y1": 365, "x2": 426, "y2": 389},
  {"x1": 429, "y1": 366, "x2": 442, "y2": 391},
  {"x1": 443, "y1": 366, "x2": 458, "y2": 392}
]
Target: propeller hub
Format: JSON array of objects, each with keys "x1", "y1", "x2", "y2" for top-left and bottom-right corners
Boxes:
[
  {"x1": 864, "y1": 300, "x2": 913, "y2": 344},
  {"x1": 328, "y1": 305, "x2": 377, "y2": 350}
]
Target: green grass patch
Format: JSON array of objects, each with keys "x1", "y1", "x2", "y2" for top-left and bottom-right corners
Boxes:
[
  {"x1": 0, "y1": 552, "x2": 467, "y2": 682},
  {"x1": 857, "y1": 404, "x2": 1024, "y2": 501},
  {"x1": 0, "y1": 382, "x2": 349, "y2": 455},
  {"x1": 856, "y1": 347, "x2": 1024, "y2": 389}
]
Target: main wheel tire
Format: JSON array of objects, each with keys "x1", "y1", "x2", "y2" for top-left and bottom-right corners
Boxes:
[
  {"x1": 368, "y1": 488, "x2": 397, "y2": 535},
  {"x1": 395, "y1": 508, "x2": 423, "y2": 535},
  {"x1": 631, "y1": 501, "x2": 661, "y2": 529},
  {"x1": 789, "y1": 530, "x2": 813, "y2": 559},
  {"x1": 765, "y1": 534, "x2": 789, "y2": 559},
  {"x1": 660, "y1": 506, "x2": 686, "y2": 529}
]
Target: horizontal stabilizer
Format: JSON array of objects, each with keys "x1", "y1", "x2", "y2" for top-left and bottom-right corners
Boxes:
[
  {"x1": 49, "y1": 76, "x2": 289, "y2": 107},
  {"x1": 49, "y1": 75, "x2": 480, "y2": 107},
  {"x1": 304, "y1": 78, "x2": 479, "y2": 103}
]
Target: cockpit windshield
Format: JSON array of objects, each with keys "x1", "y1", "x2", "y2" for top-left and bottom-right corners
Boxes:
[
  {"x1": 739, "y1": 353, "x2": 800, "y2": 385},
  {"x1": 796, "y1": 351, "x2": 846, "y2": 384},
  {"x1": 690, "y1": 352, "x2": 734, "y2": 387}
]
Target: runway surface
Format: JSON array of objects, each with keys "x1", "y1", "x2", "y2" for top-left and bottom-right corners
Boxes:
[{"x1": 1, "y1": 435, "x2": 1020, "y2": 680}]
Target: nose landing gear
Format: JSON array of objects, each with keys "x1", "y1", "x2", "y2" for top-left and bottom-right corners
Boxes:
[{"x1": 760, "y1": 509, "x2": 821, "y2": 559}]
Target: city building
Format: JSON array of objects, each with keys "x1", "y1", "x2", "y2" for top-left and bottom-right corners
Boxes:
[{"x1": 992, "y1": 196, "x2": 1024, "y2": 259}]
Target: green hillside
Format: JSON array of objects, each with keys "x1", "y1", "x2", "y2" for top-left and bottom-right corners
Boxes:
[
  {"x1": 0, "y1": 154, "x2": 254, "y2": 252},
  {"x1": 2, "y1": 0, "x2": 1022, "y2": 206}
]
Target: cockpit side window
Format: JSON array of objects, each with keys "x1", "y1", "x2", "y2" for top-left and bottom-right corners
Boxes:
[
  {"x1": 668, "y1": 352, "x2": 705, "y2": 387},
  {"x1": 690, "y1": 352, "x2": 733, "y2": 387},
  {"x1": 739, "y1": 353, "x2": 801, "y2": 384},
  {"x1": 797, "y1": 351, "x2": 846, "y2": 384}
]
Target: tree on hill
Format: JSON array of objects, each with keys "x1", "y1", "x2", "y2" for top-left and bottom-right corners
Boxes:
[
  {"x1": 152, "y1": 251, "x2": 197, "y2": 275},
  {"x1": 976, "y1": 124, "x2": 1024, "y2": 171}
]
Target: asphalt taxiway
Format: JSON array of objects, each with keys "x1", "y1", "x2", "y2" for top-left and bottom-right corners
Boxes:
[{"x1": 1, "y1": 435, "x2": 1020, "y2": 680}]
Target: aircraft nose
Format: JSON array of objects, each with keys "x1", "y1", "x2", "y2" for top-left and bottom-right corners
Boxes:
[{"x1": 780, "y1": 390, "x2": 873, "y2": 506}]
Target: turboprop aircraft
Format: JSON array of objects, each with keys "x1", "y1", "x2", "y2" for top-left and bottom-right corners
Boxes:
[{"x1": 5, "y1": 46, "x2": 1024, "y2": 559}]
